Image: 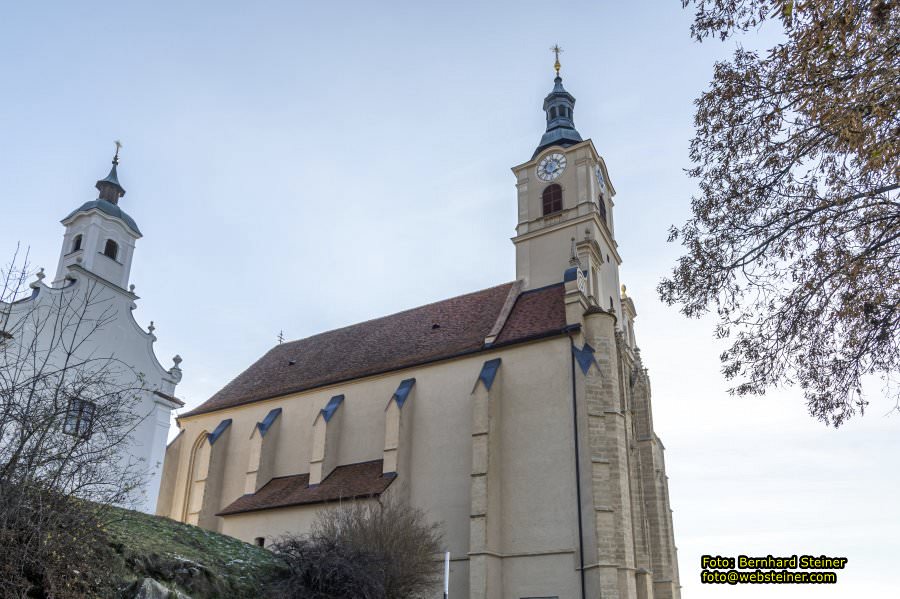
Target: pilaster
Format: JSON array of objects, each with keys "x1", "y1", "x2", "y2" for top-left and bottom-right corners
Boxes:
[
  {"x1": 309, "y1": 395, "x2": 344, "y2": 486},
  {"x1": 633, "y1": 361, "x2": 681, "y2": 599},
  {"x1": 245, "y1": 408, "x2": 282, "y2": 494},
  {"x1": 583, "y1": 311, "x2": 638, "y2": 599},
  {"x1": 383, "y1": 378, "x2": 416, "y2": 501},
  {"x1": 185, "y1": 419, "x2": 231, "y2": 531},
  {"x1": 156, "y1": 430, "x2": 183, "y2": 517},
  {"x1": 468, "y1": 358, "x2": 503, "y2": 599}
]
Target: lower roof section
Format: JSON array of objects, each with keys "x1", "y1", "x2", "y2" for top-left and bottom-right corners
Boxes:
[{"x1": 217, "y1": 459, "x2": 395, "y2": 516}]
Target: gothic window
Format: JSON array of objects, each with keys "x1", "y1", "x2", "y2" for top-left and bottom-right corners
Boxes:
[
  {"x1": 542, "y1": 184, "x2": 563, "y2": 215},
  {"x1": 184, "y1": 432, "x2": 211, "y2": 525},
  {"x1": 72, "y1": 234, "x2": 83, "y2": 252},
  {"x1": 103, "y1": 239, "x2": 119, "y2": 260},
  {"x1": 63, "y1": 398, "x2": 95, "y2": 438}
]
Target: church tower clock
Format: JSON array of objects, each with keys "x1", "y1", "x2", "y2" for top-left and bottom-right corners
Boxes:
[{"x1": 511, "y1": 51, "x2": 622, "y2": 322}]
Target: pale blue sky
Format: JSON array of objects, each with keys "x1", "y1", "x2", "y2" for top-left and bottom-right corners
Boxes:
[{"x1": 2, "y1": 2, "x2": 897, "y2": 596}]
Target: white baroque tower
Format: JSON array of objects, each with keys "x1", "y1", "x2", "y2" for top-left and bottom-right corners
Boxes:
[
  {"x1": 54, "y1": 150, "x2": 140, "y2": 289},
  {"x1": 3, "y1": 148, "x2": 183, "y2": 513}
]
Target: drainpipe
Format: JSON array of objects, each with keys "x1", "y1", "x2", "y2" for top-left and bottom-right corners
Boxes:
[{"x1": 569, "y1": 333, "x2": 588, "y2": 599}]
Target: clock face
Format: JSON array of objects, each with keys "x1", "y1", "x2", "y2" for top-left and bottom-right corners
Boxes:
[
  {"x1": 537, "y1": 153, "x2": 567, "y2": 181},
  {"x1": 595, "y1": 165, "x2": 608, "y2": 195}
]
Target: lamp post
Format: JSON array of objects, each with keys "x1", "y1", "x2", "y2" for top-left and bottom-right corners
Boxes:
[{"x1": 443, "y1": 551, "x2": 450, "y2": 599}]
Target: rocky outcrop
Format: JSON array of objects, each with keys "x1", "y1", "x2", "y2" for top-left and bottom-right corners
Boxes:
[{"x1": 129, "y1": 577, "x2": 191, "y2": 599}]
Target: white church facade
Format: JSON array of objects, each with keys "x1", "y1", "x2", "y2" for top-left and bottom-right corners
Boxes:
[
  {"x1": 158, "y1": 64, "x2": 682, "y2": 599},
  {"x1": 1, "y1": 152, "x2": 184, "y2": 513}
]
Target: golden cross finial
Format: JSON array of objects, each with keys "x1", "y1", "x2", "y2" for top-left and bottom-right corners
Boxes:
[
  {"x1": 551, "y1": 44, "x2": 563, "y2": 76},
  {"x1": 113, "y1": 140, "x2": 123, "y2": 165}
]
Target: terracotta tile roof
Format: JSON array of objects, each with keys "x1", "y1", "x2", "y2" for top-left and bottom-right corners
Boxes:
[
  {"x1": 183, "y1": 282, "x2": 567, "y2": 417},
  {"x1": 217, "y1": 460, "x2": 396, "y2": 516},
  {"x1": 494, "y1": 284, "x2": 566, "y2": 345}
]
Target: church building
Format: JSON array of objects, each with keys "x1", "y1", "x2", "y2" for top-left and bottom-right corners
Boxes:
[
  {"x1": 1, "y1": 150, "x2": 184, "y2": 513},
  {"x1": 158, "y1": 62, "x2": 682, "y2": 599}
]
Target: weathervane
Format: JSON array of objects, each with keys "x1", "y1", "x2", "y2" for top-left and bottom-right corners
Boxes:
[
  {"x1": 113, "y1": 140, "x2": 122, "y2": 165},
  {"x1": 551, "y1": 44, "x2": 563, "y2": 76}
]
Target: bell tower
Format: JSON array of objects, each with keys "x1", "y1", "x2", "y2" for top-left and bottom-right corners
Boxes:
[
  {"x1": 511, "y1": 51, "x2": 623, "y2": 320},
  {"x1": 54, "y1": 144, "x2": 142, "y2": 290}
]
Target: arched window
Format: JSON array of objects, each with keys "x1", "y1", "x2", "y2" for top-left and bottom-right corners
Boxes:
[
  {"x1": 550, "y1": 107, "x2": 558, "y2": 119},
  {"x1": 103, "y1": 239, "x2": 118, "y2": 260},
  {"x1": 542, "y1": 184, "x2": 563, "y2": 215},
  {"x1": 183, "y1": 432, "x2": 211, "y2": 526},
  {"x1": 72, "y1": 234, "x2": 82, "y2": 252}
]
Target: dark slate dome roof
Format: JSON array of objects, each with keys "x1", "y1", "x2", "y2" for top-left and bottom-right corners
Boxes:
[
  {"x1": 63, "y1": 199, "x2": 142, "y2": 236},
  {"x1": 533, "y1": 75, "x2": 583, "y2": 158}
]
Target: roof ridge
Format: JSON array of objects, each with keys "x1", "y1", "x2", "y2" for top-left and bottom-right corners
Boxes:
[
  {"x1": 276, "y1": 281, "x2": 516, "y2": 350},
  {"x1": 485, "y1": 280, "x2": 524, "y2": 345}
]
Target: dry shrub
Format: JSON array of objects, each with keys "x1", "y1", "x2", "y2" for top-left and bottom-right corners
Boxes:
[{"x1": 267, "y1": 497, "x2": 444, "y2": 599}]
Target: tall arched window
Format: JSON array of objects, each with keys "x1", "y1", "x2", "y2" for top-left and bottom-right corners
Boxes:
[
  {"x1": 72, "y1": 234, "x2": 82, "y2": 252},
  {"x1": 542, "y1": 184, "x2": 563, "y2": 215},
  {"x1": 103, "y1": 239, "x2": 118, "y2": 260},
  {"x1": 598, "y1": 197, "x2": 608, "y2": 224},
  {"x1": 183, "y1": 432, "x2": 210, "y2": 525}
]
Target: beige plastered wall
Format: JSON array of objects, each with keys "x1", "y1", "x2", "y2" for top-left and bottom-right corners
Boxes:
[{"x1": 162, "y1": 335, "x2": 587, "y2": 598}]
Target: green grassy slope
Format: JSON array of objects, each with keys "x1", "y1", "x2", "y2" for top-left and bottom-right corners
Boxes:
[{"x1": 103, "y1": 508, "x2": 282, "y2": 597}]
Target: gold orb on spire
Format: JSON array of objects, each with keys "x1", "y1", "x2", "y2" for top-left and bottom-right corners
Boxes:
[{"x1": 550, "y1": 44, "x2": 563, "y2": 76}]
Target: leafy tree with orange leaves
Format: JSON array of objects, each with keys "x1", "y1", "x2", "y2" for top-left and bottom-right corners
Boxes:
[{"x1": 661, "y1": 1, "x2": 899, "y2": 425}]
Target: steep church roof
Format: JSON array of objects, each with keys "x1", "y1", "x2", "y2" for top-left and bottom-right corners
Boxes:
[{"x1": 183, "y1": 282, "x2": 568, "y2": 417}]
